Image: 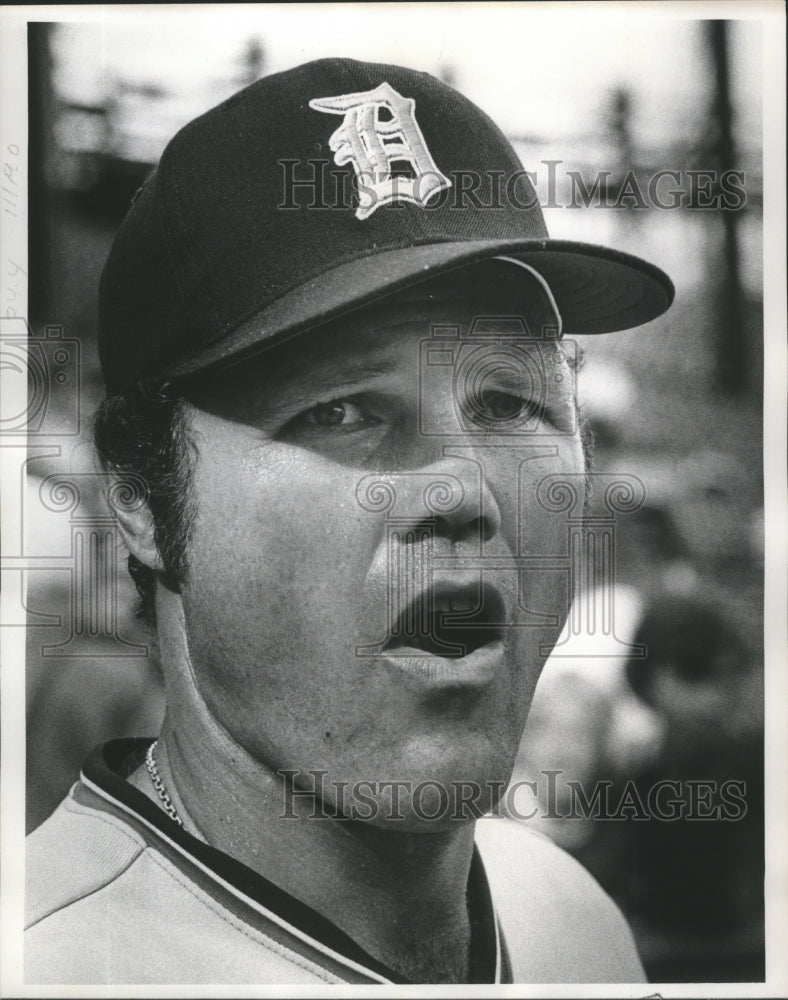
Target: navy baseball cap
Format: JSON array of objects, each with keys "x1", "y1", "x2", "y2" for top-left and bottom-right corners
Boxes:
[{"x1": 98, "y1": 57, "x2": 674, "y2": 395}]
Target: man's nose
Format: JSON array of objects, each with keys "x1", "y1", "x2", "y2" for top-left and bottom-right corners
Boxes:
[
  {"x1": 357, "y1": 456, "x2": 502, "y2": 546},
  {"x1": 434, "y1": 456, "x2": 502, "y2": 545}
]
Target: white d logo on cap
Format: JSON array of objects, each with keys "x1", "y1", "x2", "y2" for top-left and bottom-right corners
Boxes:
[{"x1": 310, "y1": 82, "x2": 452, "y2": 220}]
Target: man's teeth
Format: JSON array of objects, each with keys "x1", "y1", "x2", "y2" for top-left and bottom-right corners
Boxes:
[{"x1": 431, "y1": 595, "x2": 477, "y2": 613}]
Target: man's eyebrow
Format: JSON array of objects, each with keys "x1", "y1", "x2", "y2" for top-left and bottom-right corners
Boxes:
[{"x1": 272, "y1": 358, "x2": 402, "y2": 408}]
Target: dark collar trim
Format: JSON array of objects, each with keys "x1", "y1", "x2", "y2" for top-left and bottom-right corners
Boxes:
[{"x1": 81, "y1": 739, "x2": 506, "y2": 985}]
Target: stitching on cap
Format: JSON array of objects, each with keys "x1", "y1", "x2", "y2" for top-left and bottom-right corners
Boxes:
[
  {"x1": 155, "y1": 160, "x2": 193, "y2": 342},
  {"x1": 164, "y1": 151, "x2": 224, "y2": 333},
  {"x1": 171, "y1": 167, "x2": 224, "y2": 329}
]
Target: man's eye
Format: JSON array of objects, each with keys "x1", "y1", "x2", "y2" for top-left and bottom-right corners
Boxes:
[
  {"x1": 302, "y1": 399, "x2": 368, "y2": 427},
  {"x1": 477, "y1": 390, "x2": 535, "y2": 422}
]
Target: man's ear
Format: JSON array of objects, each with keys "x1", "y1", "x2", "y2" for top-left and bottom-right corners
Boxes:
[{"x1": 109, "y1": 483, "x2": 163, "y2": 571}]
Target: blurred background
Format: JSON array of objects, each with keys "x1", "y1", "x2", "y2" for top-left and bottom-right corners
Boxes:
[{"x1": 22, "y1": 6, "x2": 764, "y2": 983}]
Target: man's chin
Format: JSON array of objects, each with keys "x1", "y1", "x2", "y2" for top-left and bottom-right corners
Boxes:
[
  {"x1": 306, "y1": 764, "x2": 514, "y2": 831},
  {"x1": 321, "y1": 791, "x2": 498, "y2": 833}
]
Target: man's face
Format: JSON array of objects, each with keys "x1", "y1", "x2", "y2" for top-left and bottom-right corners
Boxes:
[{"x1": 177, "y1": 280, "x2": 585, "y2": 828}]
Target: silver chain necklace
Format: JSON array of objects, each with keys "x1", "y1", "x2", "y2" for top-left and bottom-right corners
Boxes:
[{"x1": 145, "y1": 740, "x2": 183, "y2": 827}]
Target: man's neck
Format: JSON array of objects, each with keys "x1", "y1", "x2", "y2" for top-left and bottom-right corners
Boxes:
[
  {"x1": 131, "y1": 589, "x2": 479, "y2": 982},
  {"x1": 145, "y1": 712, "x2": 474, "y2": 983}
]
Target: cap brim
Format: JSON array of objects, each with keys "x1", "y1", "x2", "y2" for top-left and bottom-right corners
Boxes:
[{"x1": 170, "y1": 238, "x2": 674, "y2": 380}]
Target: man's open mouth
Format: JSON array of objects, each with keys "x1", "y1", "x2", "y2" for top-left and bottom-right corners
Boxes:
[{"x1": 383, "y1": 583, "x2": 505, "y2": 658}]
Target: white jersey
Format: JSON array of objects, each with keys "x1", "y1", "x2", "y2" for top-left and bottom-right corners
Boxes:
[{"x1": 25, "y1": 739, "x2": 645, "y2": 985}]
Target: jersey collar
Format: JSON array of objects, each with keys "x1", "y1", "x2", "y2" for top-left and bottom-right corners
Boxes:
[{"x1": 80, "y1": 738, "x2": 512, "y2": 985}]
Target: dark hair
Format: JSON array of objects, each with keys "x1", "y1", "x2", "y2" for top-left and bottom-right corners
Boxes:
[{"x1": 93, "y1": 380, "x2": 196, "y2": 624}]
